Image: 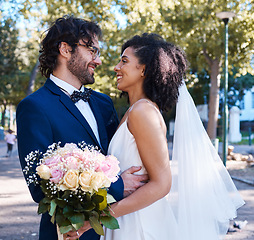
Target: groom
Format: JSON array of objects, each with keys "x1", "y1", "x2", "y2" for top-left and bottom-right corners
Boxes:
[{"x1": 16, "y1": 16, "x2": 147, "y2": 240}]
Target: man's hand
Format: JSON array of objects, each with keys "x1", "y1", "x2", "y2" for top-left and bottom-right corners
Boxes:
[
  {"x1": 63, "y1": 221, "x2": 92, "y2": 240},
  {"x1": 120, "y1": 166, "x2": 149, "y2": 197}
]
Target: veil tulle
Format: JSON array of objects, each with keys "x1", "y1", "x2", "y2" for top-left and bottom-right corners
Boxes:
[{"x1": 169, "y1": 82, "x2": 245, "y2": 240}]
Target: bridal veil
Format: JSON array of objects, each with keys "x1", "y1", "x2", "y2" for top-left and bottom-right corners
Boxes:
[{"x1": 169, "y1": 82, "x2": 245, "y2": 240}]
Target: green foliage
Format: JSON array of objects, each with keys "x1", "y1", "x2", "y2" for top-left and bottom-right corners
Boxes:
[
  {"x1": 186, "y1": 70, "x2": 210, "y2": 105},
  {"x1": 89, "y1": 211, "x2": 104, "y2": 235},
  {"x1": 115, "y1": 0, "x2": 254, "y2": 138},
  {"x1": 229, "y1": 72, "x2": 254, "y2": 104},
  {"x1": 101, "y1": 215, "x2": 119, "y2": 230},
  {"x1": 2, "y1": 0, "x2": 253, "y2": 125},
  {"x1": 0, "y1": 17, "x2": 29, "y2": 121},
  {"x1": 117, "y1": 0, "x2": 254, "y2": 75}
]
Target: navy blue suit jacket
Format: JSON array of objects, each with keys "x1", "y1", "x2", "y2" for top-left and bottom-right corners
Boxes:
[{"x1": 16, "y1": 79, "x2": 124, "y2": 240}]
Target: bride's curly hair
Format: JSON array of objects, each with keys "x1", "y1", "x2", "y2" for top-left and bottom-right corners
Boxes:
[
  {"x1": 39, "y1": 15, "x2": 102, "y2": 78},
  {"x1": 121, "y1": 33, "x2": 188, "y2": 111}
]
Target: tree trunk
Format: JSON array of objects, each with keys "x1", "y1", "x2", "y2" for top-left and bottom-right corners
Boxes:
[
  {"x1": 203, "y1": 48, "x2": 221, "y2": 139},
  {"x1": 207, "y1": 59, "x2": 220, "y2": 139},
  {"x1": 1, "y1": 103, "x2": 7, "y2": 127},
  {"x1": 27, "y1": 60, "x2": 40, "y2": 96}
]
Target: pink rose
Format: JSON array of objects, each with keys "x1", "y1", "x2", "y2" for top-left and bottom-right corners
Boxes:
[
  {"x1": 65, "y1": 156, "x2": 80, "y2": 170},
  {"x1": 50, "y1": 167, "x2": 64, "y2": 183},
  {"x1": 98, "y1": 155, "x2": 120, "y2": 182},
  {"x1": 72, "y1": 148, "x2": 85, "y2": 160},
  {"x1": 80, "y1": 150, "x2": 93, "y2": 163},
  {"x1": 44, "y1": 156, "x2": 61, "y2": 168}
]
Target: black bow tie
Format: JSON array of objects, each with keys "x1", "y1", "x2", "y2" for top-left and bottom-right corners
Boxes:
[{"x1": 70, "y1": 88, "x2": 92, "y2": 103}]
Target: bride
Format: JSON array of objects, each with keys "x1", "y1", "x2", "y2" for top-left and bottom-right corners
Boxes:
[
  {"x1": 68, "y1": 33, "x2": 244, "y2": 240},
  {"x1": 101, "y1": 33, "x2": 244, "y2": 240}
]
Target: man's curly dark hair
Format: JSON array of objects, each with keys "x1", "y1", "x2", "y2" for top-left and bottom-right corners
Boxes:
[
  {"x1": 39, "y1": 15, "x2": 102, "y2": 78},
  {"x1": 121, "y1": 33, "x2": 188, "y2": 111}
]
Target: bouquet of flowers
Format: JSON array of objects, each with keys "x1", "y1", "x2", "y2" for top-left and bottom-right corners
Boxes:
[{"x1": 23, "y1": 142, "x2": 120, "y2": 238}]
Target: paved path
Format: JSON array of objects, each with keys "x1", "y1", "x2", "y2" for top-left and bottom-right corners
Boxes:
[
  {"x1": 0, "y1": 142, "x2": 40, "y2": 240},
  {"x1": 0, "y1": 141, "x2": 253, "y2": 239}
]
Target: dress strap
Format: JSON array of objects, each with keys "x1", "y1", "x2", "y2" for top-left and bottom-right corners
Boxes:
[{"x1": 129, "y1": 99, "x2": 161, "y2": 114}]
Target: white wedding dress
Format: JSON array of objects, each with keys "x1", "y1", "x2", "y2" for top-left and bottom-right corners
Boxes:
[
  {"x1": 101, "y1": 83, "x2": 244, "y2": 240},
  {"x1": 102, "y1": 111, "x2": 178, "y2": 240}
]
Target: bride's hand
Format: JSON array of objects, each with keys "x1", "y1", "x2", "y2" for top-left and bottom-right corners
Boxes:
[
  {"x1": 63, "y1": 221, "x2": 92, "y2": 240},
  {"x1": 121, "y1": 166, "x2": 149, "y2": 197}
]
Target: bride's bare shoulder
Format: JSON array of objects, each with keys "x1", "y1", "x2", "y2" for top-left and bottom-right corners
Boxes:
[
  {"x1": 129, "y1": 99, "x2": 158, "y2": 117},
  {"x1": 128, "y1": 99, "x2": 163, "y2": 131}
]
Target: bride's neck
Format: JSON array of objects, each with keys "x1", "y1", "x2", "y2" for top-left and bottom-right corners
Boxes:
[{"x1": 128, "y1": 92, "x2": 147, "y2": 107}]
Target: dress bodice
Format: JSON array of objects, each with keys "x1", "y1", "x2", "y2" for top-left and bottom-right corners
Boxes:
[{"x1": 108, "y1": 119, "x2": 147, "y2": 175}]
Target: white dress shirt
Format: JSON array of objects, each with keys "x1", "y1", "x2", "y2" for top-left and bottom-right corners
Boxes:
[{"x1": 50, "y1": 74, "x2": 101, "y2": 144}]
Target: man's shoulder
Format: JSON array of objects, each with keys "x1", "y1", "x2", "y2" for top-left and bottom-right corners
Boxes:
[
  {"x1": 17, "y1": 84, "x2": 53, "y2": 111},
  {"x1": 19, "y1": 86, "x2": 46, "y2": 102},
  {"x1": 91, "y1": 90, "x2": 112, "y2": 103}
]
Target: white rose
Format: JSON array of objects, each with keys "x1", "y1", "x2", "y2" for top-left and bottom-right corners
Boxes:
[
  {"x1": 36, "y1": 164, "x2": 51, "y2": 180},
  {"x1": 79, "y1": 171, "x2": 93, "y2": 192},
  {"x1": 62, "y1": 170, "x2": 79, "y2": 190},
  {"x1": 90, "y1": 172, "x2": 111, "y2": 192}
]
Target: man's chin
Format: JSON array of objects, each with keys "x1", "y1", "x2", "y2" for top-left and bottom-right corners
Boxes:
[{"x1": 81, "y1": 78, "x2": 94, "y2": 85}]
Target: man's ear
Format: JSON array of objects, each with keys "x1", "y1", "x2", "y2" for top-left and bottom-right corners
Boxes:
[{"x1": 59, "y1": 42, "x2": 72, "y2": 57}]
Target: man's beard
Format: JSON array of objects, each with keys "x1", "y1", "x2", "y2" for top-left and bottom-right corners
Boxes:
[{"x1": 67, "y1": 50, "x2": 95, "y2": 85}]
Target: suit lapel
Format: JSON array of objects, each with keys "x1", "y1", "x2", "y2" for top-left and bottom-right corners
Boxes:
[
  {"x1": 89, "y1": 94, "x2": 108, "y2": 153},
  {"x1": 44, "y1": 79, "x2": 101, "y2": 148}
]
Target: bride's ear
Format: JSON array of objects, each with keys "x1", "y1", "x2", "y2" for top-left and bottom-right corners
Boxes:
[{"x1": 141, "y1": 66, "x2": 146, "y2": 77}]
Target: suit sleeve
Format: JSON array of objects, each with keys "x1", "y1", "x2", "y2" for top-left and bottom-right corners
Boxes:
[{"x1": 16, "y1": 98, "x2": 53, "y2": 203}]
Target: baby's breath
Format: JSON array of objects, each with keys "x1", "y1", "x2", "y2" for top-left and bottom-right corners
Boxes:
[{"x1": 23, "y1": 150, "x2": 42, "y2": 186}]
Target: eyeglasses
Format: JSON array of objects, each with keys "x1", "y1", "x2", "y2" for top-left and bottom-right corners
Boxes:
[{"x1": 76, "y1": 42, "x2": 100, "y2": 60}]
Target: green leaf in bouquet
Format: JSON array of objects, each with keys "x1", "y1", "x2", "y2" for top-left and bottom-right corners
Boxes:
[
  {"x1": 69, "y1": 213, "x2": 85, "y2": 225},
  {"x1": 59, "y1": 224, "x2": 73, "y2": 234},
  {"x1": 89, "y1": 214, "x2": 104, "y2": 236},
  {"x1": 55, "y1": 198, "x2": 67, "y2": 208},
  {"x1": 84, "y1": 192, "x2": 92, "y2": 201},
  {"x1": 38, "y1": 200, "x2": 49, "y2": 214},
  {"x1": 40, "y1": 180, "x2": 48, "y2": 192},
  {"x1": 100, "y1": 216, "x2": 119, "y2": 230},
  {"x1": 61, "y1": 190, "x2": 72, "y2": 200},
  {"x1": 73, "y1": 203, "x2": 83, "y2": 211},
  {"x1": 42, "y1": 197, "x2": 51, "y2": 204},
  {"x1": 71, "y1": 195, "x2": 82, "y2": 207},
  {"x1": 80, "y1": 201, "x2": 96, "y2": 212},
  {"x1": 58, "y1": 217, "x2": 72, "y2": 228},
  {"x1": 49, "y1": 200, "x2": 57, "y2": 216},
  {"x1": 102, "y1": 208, "x2": 111, "y2": 217},
  {"x1": 72, "y1": 222, "x2": 84, "y2": 231},
  {"x1": 63, "y1": 205, "x2": 74, "y2": 218},
  {"x1": 92, "y1": 194, "x2": 104, "y2": 204},
  {"x1": 50, "y1": 213, "x2": 55, "y2": 224},
  {"x1": 55, "y1": 209, "x2": 68, "y2": 226},
  {"x1": 40, "y1": 180, "x2": 53, "y2": 198},
  {"x1": 106, "y1": 193, "x2": 117, "y2": 204}
]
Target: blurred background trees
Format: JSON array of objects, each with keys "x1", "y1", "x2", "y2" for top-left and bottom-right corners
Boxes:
[{"x1": 0, "y1": 0, "x2": 253, "y2": 138}]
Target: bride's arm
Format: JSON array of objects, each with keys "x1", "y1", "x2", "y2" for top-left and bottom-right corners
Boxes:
[{"x1": 110, "y1": 101, "x2": 172, "y2": 218}]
